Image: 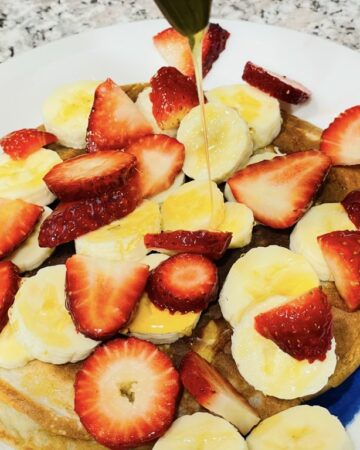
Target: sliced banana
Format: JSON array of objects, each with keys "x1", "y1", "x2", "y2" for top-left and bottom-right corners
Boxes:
[
  {"x1": 0, "y1": 149, "x2": 62, "y2": 205},
  {"x1": 224, "y1": 182, "x2": 236, "y2": 202},
  {"x1": 75, "y1": 200, "x2": 161, "y2": 262},
  {"x1": 177, "y1": 102, "x2": 252, "y2": 183},
  {"x1": 153, "y1": 412, "x2": 248, "y2": 450},
  {"x1": 220, "y1": 245, "x2": 319, "y2": 327},
  {"x1": 206, "y1": 84, "x2": 282, "y2": 149},
  {"x1": 218, "y1": 202, "x2": 254, "y2": 248},
  {"x1": 43, "y1": 80, "x2": 100, "y2": 149},
  {"x1": 246, "y1": 405, "x2": 353, "y2": 450},
  {"x1": 247, "y1": 147, "x2": 284, "y2": 165},
  {"x1": 290, "y1": 203, "x2": 356, "y2": 281},
  {"x1": 0, "y1": 322, "x2": 32, "y2": 369},
  {"x1": 9, "y1": 265, "x2": 98, "y2": 364},
  {"x1": 150, "y1": 171, "x2": 185, "y2": 203}
]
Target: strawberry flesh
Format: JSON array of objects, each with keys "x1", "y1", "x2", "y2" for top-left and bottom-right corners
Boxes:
[
  {"x1": 0, "y1": 261, "x2": 20, "y2": 332},
  {"x1": 341, "y1": 189, "x2": 360, "y2": 229},
  {"x1": 0, "y1": 128, "x2": 57, "y2": 160}
]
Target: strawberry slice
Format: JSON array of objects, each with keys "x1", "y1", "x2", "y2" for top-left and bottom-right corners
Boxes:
[
  {"x1": 254, "y1": 288, "x2": 333, "y2": 363},
  {"x1": 180, "y1": 351, "x2": 260, "y2": 434},
  {"x1": 341, "y1": 189, "x2": 360, "y2": 229},
  {"x1": 43, "y1": 150, "x2": 136, "y2": 201},
  {"x1": 318, "y1": 230, "x2": 360, "y2": 311},
  {"x1": 228, "y1": 150, "x2": 331, "y2": 229},
  {"x1": 150, "y1": 67, "x2": 199, "y2": 130},
  {"x1": 0, "y1": 261, "x2": 20, "y2": 332},
  {"x1": 144, "y1": 230, "x2": 232, "y2": 260},
  {"x1": 153, "y1": 23, "x2": 230, "y2": 79},
  {"x1": 0, "y1": 128, "x2": 57, "y2": 160},
  {"x1": 86, "y1": 78, "x2": 152, "y2": 152},
  {"x1": 242, "y1": 61, "x2": 311, "y2": 104},
  {"x1": 75, "y1": 337, "x2": 180, "y2": 448},
  {"x1": 125, "y1": 133, "x2": 185, "y2": 197},
  {"x1": 0, "y1": 198, "x2": 43, "y2": 258},
  {"x1": 66, "y1": 255, "x2": 149, "y2": 339},
  {"x1": 147, "y1": 253, "x2": 218, "y2": 313},
  {"x1": 320, "y1": 105, "x2": 360, "y2": 165}
]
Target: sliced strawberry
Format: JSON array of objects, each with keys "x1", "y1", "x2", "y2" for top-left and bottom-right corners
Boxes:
[
  {"x1": 341, "y1": 190, "x2": 360, "y2": 229},
  {"x1": 86, "y1": 78, "x2": 152, "y2": 152},
  {"x1": 125, "y1": 133, "x2": 185, "y2": 197},
  {"x1": 0, "y1": 261, "x2": 20, "y2": 332},
  {"x1": 150, "y1": 67, "x2": 199, "y2": 130},
  {"x1": 180, "y1": 351, "x2": 260, "y2": 434},
  {"x1": 0, "y1": 128, "x2": 57, "y2": 160},
  {"x1": 254, "y1": 288, "x2": 333, "y2": 362},
  {"x1": 318, "y1": 230, "x2": 360, "y2": 311},
  {"x1": 153, "y1": 23, "x2": 230, "y2": 79},
  {"x1": 144, "y1": 230, "x2": 232, "y2": 260},
  {"x1": 66, "y1": 255, "x2": 149, "y2": 339},
  {"x1": 75, "y1": 337, "x2": 180, "y2": 448},
  {"x1": 0, "y1": 198, "x2": 43, "y2": 258},
  {"x1": 228, "y1": 150, "x2": 331, "y2": 229},
  {"x1": 43, "y1": 150, "x2": 136, "y2": 201},
  {"x1": 320, "y1": 105, "x2": 360, "y2": 165},
  {"x1": 242, "y1": 61, "x2": 311, "y2": 104},
  {"x1": 147, "y1": 253, "x2": 218, "y2": 313}
]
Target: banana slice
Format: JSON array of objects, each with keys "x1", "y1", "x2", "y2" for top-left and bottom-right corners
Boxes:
[
  {"x1": 75, "y1": 200, "x2": 161, "y2": 262},
  {"x1": 218, "y1": 202, "x2": 254, "y2": 248},
  {"x1": 232, "y1": 295, "x2": 337, "y2": 399},
  {"x1": 43, "y1": 80, "x2": 100, "y2": 149},
  {"x1": 224, "y1": 182, "x2": 236, "y2": 202},
  {"x1": 290, "y1": 203, "x2": 356, "y2": 281},
  {"x1": 161, "y1": 180, "x2": 225, "y2": 231},
  {"x1": 150, "y1": 171, "x2": 185, "y2": 203},
  {"x1": 206, "y1": 84, "x2": 282, "y2": 149},
  {"x1": 220, "y1": 245, "x2": 319, "y2": 327},
  {"x1": 0, "y1": 322, "x2": 32, "y2": 369},
  {"x1": 153, "y1": 412, "x2": 248, "y2": 450},
  {"x1": 9, "y1": 265, "x2": 98, "y2": 364},
  {"x1": 246, "y1": 405, "x2": 353, "y2": 450},
  {"x1": 6, "y1": 206, "x2": 54, "y2": 272},
  {"x1": 177, "y1": 103, "x2": 252, "y2": 183},
  {"x1": 0, "y1": 149, "x2": 62, "y2": 205},
  {"x1": 247, "y1": 147, "x2": 284, "y2": 165}
]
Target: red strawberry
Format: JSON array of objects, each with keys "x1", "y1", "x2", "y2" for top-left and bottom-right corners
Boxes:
[
  {"x1": 341, "y1": 189, "x2": 360, "y2": 229},
  {"x1": 318, "y1": 230, "x2": 360, "y2": 311},
  {"x1": 150, "y1": 67, "x2": 199, "y2": 130},
  {"x1": 43, "y1": 150, "x2": 136, "y2": 201},
  {"x1": 0, "y1": 198, "x2": 43, "y2": 258},
  {"x1": 75, "y1": 337, "x2": 180, "y2": 448},
  {"x1": 125, "y1": 133, "x2": 185, "y2": 197},
  {"x1": 0, "y1": 128, "x2": 57, "y2": 160},
  {"x1": 153, "y1": 23, "x2": 230, "y2": 79},
  {"x1": 320, "y1": 105, "x2": 360, "y2": 165},
  {"x1": 66, "y1": 255, "x2": 149, "y2": 339},
  {"x1": 0, "y1": 261, "x2": 20, "y2": 332},
  {"x1": 144, "y1": 230, "x2": 232, "y2": 260},
  {"x1": 180, "y1": 351, "x2": 260, "y2": 434},
  {"x1": 147, "y1": 253, "x2": 218, "y2": 313},
  {"x1": 228, "y1": 150, "x2": 331, "y2": 229},
  {"x1": 242, "y1": 61, "x2": 311, "y2": 104},
  {"x1": 86, "y1": 78, "x2": 152, "y2": 152},
  {"x1": 254, "y1": 288, "x2": 333, "y2": 362}
]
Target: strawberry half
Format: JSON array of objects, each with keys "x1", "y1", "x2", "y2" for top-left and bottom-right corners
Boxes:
[
  {"x1": 341, "y1": 189, "x2": 360, "y2": 229},
  {"x1": 147, "y1": 253, "x2": 218, "y2": 313},
  {"x1": 86, "y1": 78, "x2": 152, "y2": 152},
  {"x1": 180, "y1": 351, "x2": 260, "y2": 434},
  {"x1": 254, "y1": 288, "x2": 333, "y2": 363},
  {"x1": 125, "y1": 133, "x2": 185, "y2": 197},
  {"x1": 75, "y1": 337, "x2": 180, "y2": 448},
  {"x1": 318, "y1": 230, "x2": 360, "y2": 311},
  {"x1": 43, "y1": 150, "x2": 136, "y2": 201},
  {"x1": 0, "y1": 198, "x2": 43, "y2": 258},
  {"x1": 0, "y1": 261, "x2": 20, "y2": 332},
  {"x1": 144, "y1": 230, "x2": 232, "y2": 260},
  {"x1": 150, "y1": 67, "x2": 199, "y2": 130},
  {"x1": 242, "y1": 61, "x2": 311, "y2": 104},
  {"x1": 320, "y1": 105, "x2": 360, "y2": 165},
  {"x1": 228, "y1": 150, "x2": 331, "y2": 229},
  {"x1": 66, "y1": 255, "x2": 149, "y2": 339},
  {"x1": 0, "y1": 128, "x2": 57, "y2": 160}
]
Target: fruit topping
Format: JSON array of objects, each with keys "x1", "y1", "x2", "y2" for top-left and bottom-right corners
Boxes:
[
  {"x1": 254, "y1": 287, "x2": 332, "y2": 363},
  {"x1": 228, "y1": 150, "x2": 331, "y2": 229},
  {"x1": 0, "y1": 261, "x2": 20, "y2": 332},
  {"x1": 74, "y1": 337, "x2": 180, "y2": 448},
  {"x1": 0, "y1": 128, "x2": 57, "y2": 160},
  {"x1": 341, "y1": 189, "x2": 360, "y2": 229}
]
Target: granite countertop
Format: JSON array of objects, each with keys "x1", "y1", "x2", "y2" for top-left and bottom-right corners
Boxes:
[{"x1": 0, "y1": 0, "x2": 359, "y2": 64}]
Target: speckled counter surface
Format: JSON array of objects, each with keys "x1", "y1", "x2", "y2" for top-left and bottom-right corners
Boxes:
[{"x1": 0, "y1": 0, "x2": 359, "y2": 64}]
